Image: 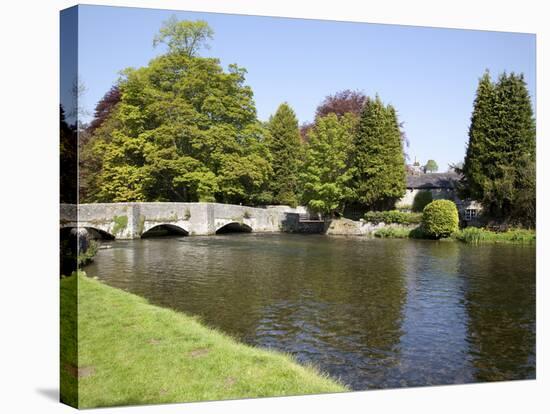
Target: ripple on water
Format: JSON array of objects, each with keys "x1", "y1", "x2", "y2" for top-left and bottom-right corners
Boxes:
[{"x1": 87, "y1": 235, "x2": 536, "y2": 390}]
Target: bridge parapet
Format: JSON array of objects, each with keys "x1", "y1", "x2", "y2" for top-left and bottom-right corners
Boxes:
[{"x1": 59, "y1": 202, "x2": 302, "y2": 239}]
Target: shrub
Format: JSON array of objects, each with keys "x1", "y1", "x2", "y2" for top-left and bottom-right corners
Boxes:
[
  {"x1": 412, "y1": 190, "x2": 433, "y2": 212},
  {"x1": 364, "y1": 210, "x2": 422, "y2": 225},
  {"x1": 422, "y1": 200, "x2": 459, "y2": 239},
  {"x1": 77, "y1": 240, "x2": 98, "y2": 267}
]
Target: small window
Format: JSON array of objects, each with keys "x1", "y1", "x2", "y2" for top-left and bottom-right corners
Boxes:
[{"x1": 465, "y1": 209, "x2": 478, "y2": 221}]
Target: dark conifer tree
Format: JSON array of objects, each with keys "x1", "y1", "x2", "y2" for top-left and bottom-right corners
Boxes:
[
  {"x1": 461, "y1": 71, "x2": 535, "y2": 226},
  {"x1": 352, "y1": 96, "x2": 406, "y2": 209},
  {"x1": 266, "y1": 103, "x2": 302, "y2": 206},
  {"x1": 461, "y1": 71, "x2": 497, "y2": 200}
]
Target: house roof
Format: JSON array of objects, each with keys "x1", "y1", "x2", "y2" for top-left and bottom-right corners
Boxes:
[{"x1": 406, "y1": 172, "x2": 459, "y2": 189}]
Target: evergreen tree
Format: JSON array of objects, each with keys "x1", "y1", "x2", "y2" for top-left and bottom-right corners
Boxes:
[
  {"x1": 461, "y1": 71, "x2": 536, "y2": 226},
  {"x1": 301, "y1": 113, "x2": 356, "y2": 215},
  {"x1": 461, "y1": 71, "x2": 496, "y2": 200},
  {"x1": 352, "y1": 96, "x2": 406, "y2": 209},
  {"x1": 266, "y1": 103, "x2": 302, "y2": 206}
]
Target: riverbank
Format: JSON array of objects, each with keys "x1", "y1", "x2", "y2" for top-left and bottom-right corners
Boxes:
[
  {"x1": 60, "y1": 273, "x2": 346, "y2": 408},
  {"x1": 374, "y1": 225, "x2": 535, "y2": 244}
]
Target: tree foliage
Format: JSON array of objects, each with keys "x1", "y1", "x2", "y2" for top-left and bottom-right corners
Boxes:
[
  {"x1": 83, "y1": 19, "x2": 271, "y2": 204},
  {"x1": 60, "y1": 105, "x2": 78, "y2": 203},
  {"x1": 424, "y1": 159, "x2": 438, "y2": 173},
  {"x1": 351, "y1": 96, "x2": 406, "y2": 209},
  {"x1": 153, "y1": 16, "x2": 214, "y2": 57},
  {"x1": 461, "y1": 71, "x2": 536, "y2": 227},
  {"x1": 87, "y1": 85, "x2": 121, "y2": 135},
  {"x1": 79, "y1": 86, "x2": 121, "y2": 201},
  {"x1": 266, "y1": 103, "x2": 303, "y2": 206},
  {"x1": 315, "y1": 89, "x2": 367, "y2": 119},
  {"x1": 301, "y1": 113, "x2": 356, "y2": 215}
]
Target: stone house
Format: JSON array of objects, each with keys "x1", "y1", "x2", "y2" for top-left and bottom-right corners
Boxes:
[{"x1": 396, "y1": 172, "x2": 482, "y2": 222}]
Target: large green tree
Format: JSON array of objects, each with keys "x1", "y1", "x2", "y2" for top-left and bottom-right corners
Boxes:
[
  {"x1": 266, "y1": 103, "x2": 303, "y2": 206},
  {"x1": 351, "y1": 96, "x2": 406, "y2": 209},
  {"x1": 461, "y1": 71, "x2": 536, "y2": 226},
  {"x1": 153, "y1": 16, "x2": 214, "y2": 57},
  {"x1": 301, "y1": 113, "x2": 356, "y2": 215},
  {"x1": 84, "y1": 19, "x2": 271, "y2": 204}
]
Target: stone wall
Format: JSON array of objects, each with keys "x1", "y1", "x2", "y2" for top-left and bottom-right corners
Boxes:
[
  {"x1": 395, "y1": 188, "x2": 456, "y2": 209},
  {"x1": 60, "y1": 202, "x2": 304, "y2": 239},
  {"x1": 325, "y1": 218, "x2": 418, "y2": 236}
]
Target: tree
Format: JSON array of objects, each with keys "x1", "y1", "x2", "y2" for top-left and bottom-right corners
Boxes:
[
  {"x1": 424, "y1": 159, "x2": 438, "y2": 173},
  {"x1": 83, "y1": 19, "x2": 271, "y2": 205},
  {"x1": 266, "y1": 103, "x2": 303, "y2": 206},
  {"x1": 79, "y1": 85, "x2": 122, "y2": 201},
  {"x1": 60, "y1": 105, "x2": 78, "y2": 203},
  {"x1": 448, "y1": 161, "x2": 463, "y2": 173},
  {"x1": 86, "y1": 85, "x2": 121, "y2": 135},
  {"x1": 153, "y1": 16, "x2": 214, "y2": 57},
  {"x1": 351, "y1": 96, "x2": 406, "y2": 209},
  {"x1": 315, "y1": 89, "x2": 367, "y2": 119},
  {"x1": 301, "y1": 113, "x2": 356, "y2": 215},
  {"x1": 461, "y1": 71, "x2": 536, "y2": 226},
  {"x1": 461, "y1": 71, "x2": 496, "y2": 199}
]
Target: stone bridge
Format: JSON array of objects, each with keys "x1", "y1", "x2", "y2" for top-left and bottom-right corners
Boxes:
[{"x1": 60, "y1": 202, "x2": 308, "y2": 239}]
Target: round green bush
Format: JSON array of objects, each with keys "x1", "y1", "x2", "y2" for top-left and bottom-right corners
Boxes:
[{"x1": 422, "y1": 199, "x2": 459, "y2": 239}]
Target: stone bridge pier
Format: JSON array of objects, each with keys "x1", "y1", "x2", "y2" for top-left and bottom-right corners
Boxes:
[{"x1": 60, "y1": 202, "x2": 307, "y2": 239}]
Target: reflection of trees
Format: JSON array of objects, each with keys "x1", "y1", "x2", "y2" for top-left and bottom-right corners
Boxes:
[
  {"x1": 395, "y1": 240, "x2": 474, "y2": 387},
  {"x1": 462, "y1": 245, "x2": 536, "y2": 381},
  {"x1": 243, "y1": 237, "x2": 408, "y2": 389},
  {"x1": 315, "y1": 238, "x2": 407, "y2": 354},
  {"x1": 90, "y1": 236, "x2": 270, "y2": 338}
]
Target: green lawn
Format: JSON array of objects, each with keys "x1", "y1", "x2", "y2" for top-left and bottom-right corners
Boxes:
[{"x1": 60, "y1": 273, "x2": 346, "y2": 408}]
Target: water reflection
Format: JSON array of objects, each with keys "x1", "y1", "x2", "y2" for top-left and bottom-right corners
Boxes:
[
  {"x1": 87, "y1": 234, "x2": 535, "y2": 390},
  {"x1": 460, "y1": 244, "x2": 536, "y2": 381}
]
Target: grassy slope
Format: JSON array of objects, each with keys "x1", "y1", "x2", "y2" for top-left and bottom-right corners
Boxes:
[{"x1": 60, "y1": 274, "x2": 346, "y2": 408}]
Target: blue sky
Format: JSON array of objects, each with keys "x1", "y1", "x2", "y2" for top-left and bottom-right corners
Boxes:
[{"x1": 75, "y1": 5, "x2": 536, "y2": 170}]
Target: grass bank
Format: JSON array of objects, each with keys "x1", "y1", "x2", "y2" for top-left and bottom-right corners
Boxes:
[
  {"x1": 61, "y1": 274, "x2": 346, "y2": 408},
  {"x1": 373, "y1": 226, "x2": 535, "y2": 244},
  {"x1": 373, "y1": 226, "x2": 425, "y2": 239},
  {"x1": 453, "y1": 227, "x2": 535, "y2": 244}
]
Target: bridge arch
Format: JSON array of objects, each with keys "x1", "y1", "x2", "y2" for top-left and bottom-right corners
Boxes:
[
  {"x1": 84, "y1": 227, "x2": 115, "y2": 240},
  {"x1": 60, "y1": 226, "x2": 115, "y2": 240},
  {"x1": 141, "y1": 223, "x2": 189, "y2": 238},
  {"x1": 216, "y1": 222, "x2": 253, "y2": 234}
]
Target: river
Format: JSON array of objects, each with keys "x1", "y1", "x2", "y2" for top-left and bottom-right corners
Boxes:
[{"x1": 86, "y1": 234, "x2": 536, "y2": 390}]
